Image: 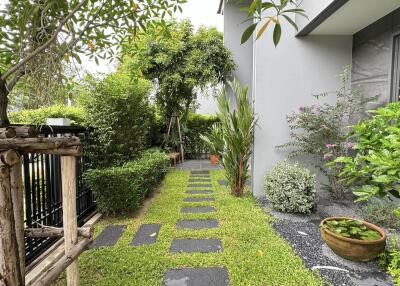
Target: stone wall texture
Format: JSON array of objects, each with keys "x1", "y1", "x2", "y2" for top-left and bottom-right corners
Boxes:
[{"x1": 352, "y1": 8, "x2": 400, "y2": 107}]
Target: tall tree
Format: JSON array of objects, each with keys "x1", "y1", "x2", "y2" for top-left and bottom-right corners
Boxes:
[
  {"x1": 0, "y1": 0, "x2": 186, "y2": 126},
  {"x1": 123, "y1": 20, "x2": 235, "y2": 121}
]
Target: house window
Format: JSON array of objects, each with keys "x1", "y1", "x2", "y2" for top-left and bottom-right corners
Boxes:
[{"x1": 391, "y1": 34, "x2": 400, "y2": 102}]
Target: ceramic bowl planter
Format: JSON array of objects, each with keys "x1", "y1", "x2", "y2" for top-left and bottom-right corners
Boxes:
[
  {"x1": 320, "y1": 217, "x2": 386, "y2": 262},
  {"x1": 210, "y1": 154, "x2": 220, "y2": 165}
]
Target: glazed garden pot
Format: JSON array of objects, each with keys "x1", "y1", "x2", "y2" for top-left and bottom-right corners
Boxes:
[
  {"x1": 210, "y1": 155, "x2": 220, "y2": 165},
  {"x1": 320, "y1": 217, "x2": 386, "y2": 262}
]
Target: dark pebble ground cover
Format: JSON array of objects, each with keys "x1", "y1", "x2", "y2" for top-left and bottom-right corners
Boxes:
[{"x1": 258, "y1": 193, "x2": 393, "y2": 286}]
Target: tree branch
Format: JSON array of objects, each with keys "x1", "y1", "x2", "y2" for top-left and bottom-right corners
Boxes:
[{"x1": 1, "y1": 0, "x2": 88, "y2": 82}]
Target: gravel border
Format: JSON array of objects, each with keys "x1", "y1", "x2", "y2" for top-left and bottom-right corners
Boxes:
[{"x1": 258, "y1": 196, "x2": 393, "y2": 286}]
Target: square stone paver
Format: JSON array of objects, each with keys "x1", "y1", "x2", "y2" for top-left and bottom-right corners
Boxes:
[
  {"x1": 188, "y1": 184, "x2": 212, "y2": 188},
  {"x1": 170, "y1": 239, "x2": 223, "y2": 253},
  {"x1": 176, "y1": 219, "x2": 219, "y2": 230},
  {"x1": 186, "y1": 190, "x2": 213, "y2": 195},
  {"x1": 191, "y1": 170, "x2": 210, "y2": 174},
  {"x1": 183, "y1": 197, "x2": 215, "y2": 203},
  {"x1": 163, "y1": 267, "x2": 229, "y2": 286},
  {"x1": 190, "y1": 174, "x2": 210, "y2": 178},
  {"x1": 189, "y1": 179, "x2": 211, "y2": 183},
  {"x1": 131, "y1": 224, "x2": 161, "y2": 246},
  {"x1": 181, "y1": 206, "x2": 216, "y2": 213},
  {"x1": 91, "y1": 225, "x2": 126, "y2": 248}
]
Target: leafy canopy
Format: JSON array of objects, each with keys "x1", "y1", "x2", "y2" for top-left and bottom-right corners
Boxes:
[
  {"x1": 122, "y1": 20, "x2": 235, "y2": 120},
  {"x1": 0, "y1": 0, "x2": 185, "y2": 125}
]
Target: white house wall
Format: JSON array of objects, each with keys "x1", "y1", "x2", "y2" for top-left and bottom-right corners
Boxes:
[
  {"x1": 252, "y1": 25, "x2": 352, "y2": 197},
  {"x1": 223, "y1": 0, "x2": 253, "y2": 100}
]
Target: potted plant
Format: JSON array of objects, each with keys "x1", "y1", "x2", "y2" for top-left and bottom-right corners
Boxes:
[
  {"x1": 320, "y1": 217, "x2": 386, "y2": 262},
  {"x1": 200, "y1": 123, "x2": 224, "y2": 165}
]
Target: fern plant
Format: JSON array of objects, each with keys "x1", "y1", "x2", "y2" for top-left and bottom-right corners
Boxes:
[{"x1": 216, "y1": 79, "x2": 257, "y2": 197}]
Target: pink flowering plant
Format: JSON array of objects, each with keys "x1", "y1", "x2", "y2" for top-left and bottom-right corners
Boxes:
[{"x1": 278, "y1": 68, "x2": 376, "y2": 198}]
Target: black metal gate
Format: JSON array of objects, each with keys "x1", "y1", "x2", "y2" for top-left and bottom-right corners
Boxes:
[{"x1": 22, "y1": 125, "x2": 96, "y2": 265}]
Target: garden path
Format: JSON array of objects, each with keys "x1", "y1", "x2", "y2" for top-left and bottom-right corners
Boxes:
[
  {"x1": 79, "y1": 166, "x2": 323, "y2": 286},
  {"x1": 164, "y1": 169, "x2": 229, "y2": 286}
]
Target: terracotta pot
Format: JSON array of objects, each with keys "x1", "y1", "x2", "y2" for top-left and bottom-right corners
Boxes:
[
  {"x1": 210, "y1": 155, "x2": 220, "y2": 165},
  {"x1": 320, "y1": 217, "x2": 386, "y2": 262}
]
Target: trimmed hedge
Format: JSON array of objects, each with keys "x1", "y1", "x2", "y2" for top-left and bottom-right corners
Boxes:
[
  {"x1": 84, "y1": 150, "x2": 169, "y2": 214},
  {"x1": 185, "y1": 113, "x2": 219, "y2": 158},
  {"x1": 9, "y1": 105, "x2": 85, "y2": 126},
  {"x1": 83, "y1": 74, "x2": 154, "y2": 167}
]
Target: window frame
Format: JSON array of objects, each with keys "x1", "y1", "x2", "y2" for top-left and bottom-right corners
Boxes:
[{"x1": 390, "y1": 33, "x2": 400, "y2": 102}]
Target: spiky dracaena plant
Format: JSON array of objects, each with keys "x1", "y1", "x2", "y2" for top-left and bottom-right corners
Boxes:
[{"x1": 217, "y1": 79, "x2": 257, "y2": 196}]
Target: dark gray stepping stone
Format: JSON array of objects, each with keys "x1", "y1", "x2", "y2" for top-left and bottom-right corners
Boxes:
[
  {"x1": 218, "y1": 180, "x2": 228, "y2": 186},
  {"x1": 186, "y1": 190, "x2": 213, "y2": 195},
  {"x1": 170, "y1": 239, "x2": 223, "y2": 253},
  {"x1": 190, "y1": 174, "x2": 210, "y2": 178},
  {"x1": 131, "y1": 224, "x2": 161, "y2": 246},
  {"x1": 188, "y1": 184, "x2": 212, "y2": 188},
  {"x1": 189, "y1": 179, "x2": 211, "y2": 183},
  {"x1": 183, "y1": 197, "x2": 215, "y2": 202},
  {"x1": 176, "y1": 219, "x2": 219, "y2": 230},
  {"x1": 163, "y1": 267, "x2": 229, "y2": 286},
  {"x1": 91, "y1": 225, "x2": 126, "y2": 248},
  {"x1": 191, "y1": 170, "x2": 209, "y2": 174},
  {"x1": 181, "y1": 206, "x2": 216, "y2": 213}
]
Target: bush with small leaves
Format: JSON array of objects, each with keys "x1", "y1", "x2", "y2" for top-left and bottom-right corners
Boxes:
[
  {"x1": 359, "y1": 199, "x2": 400, "y2": 229},
  {"x1": 264, "y1": 161, "x2": 316, "y2": 214},
  {"x1": 84, "y1": 149, "x2": 169, "y2": 214}
]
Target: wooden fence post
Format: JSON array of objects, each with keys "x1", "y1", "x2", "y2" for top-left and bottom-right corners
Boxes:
[
  {"x1": 0, "y1": 159, "x2": 23, "y2": 285},
  {"x1": 10, "y1": 154, "x2": 25, "y2": 285},
  {"x1": 61, "y1": 156, "x2": 79, "y2": 286}
]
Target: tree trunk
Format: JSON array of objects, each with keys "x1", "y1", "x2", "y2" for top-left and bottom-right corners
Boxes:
[
  {"x1": 0, "y1": 165, "x2": 23, "y2": 285},
  {"x1": 0, "y1": 78, "x2": 10, "y2": 128},
  {"x1": 10, "y1": 156, "x2": 25, "y2": 284}
]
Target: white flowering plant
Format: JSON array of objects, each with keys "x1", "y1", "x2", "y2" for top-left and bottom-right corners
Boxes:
[{"x1": 264, "y1": 161, "x2": 316, "y2": 214}]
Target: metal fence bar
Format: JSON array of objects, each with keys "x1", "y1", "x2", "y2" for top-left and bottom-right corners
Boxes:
[{"x1": 23, "y1": 125, "x2": 96, "y2": 266}]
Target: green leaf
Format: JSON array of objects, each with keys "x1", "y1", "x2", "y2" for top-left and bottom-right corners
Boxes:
[
  {"x1": 262, "y1": 3, "x2": 275, "y2": 9},
  {"x1": 282, "y1": 15, "x2": 298, "y2": 31},
  {"x1": 241, "y1": 23, "x2": 257, "y2": 44},
  {"x1": 273, "y1": 23, "x2": 281, "y2": 46}
]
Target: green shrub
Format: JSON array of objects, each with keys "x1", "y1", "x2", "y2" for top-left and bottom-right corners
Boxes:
[
  {"x1": 185, "y1": 113, "x2": 219, "y2": 158},
  {"x1": 265, "y1": 161, "x2": 316, "y2": 214},
  {"x1": 149, "y1": 112, "x2": 219, "y2": 158},
  {"x1": 379, "y1": 235, "x2": 400, "y2": 285},
  {"x1": 334, "y1": 102, "x2": 400, "y2": 202},
  {"x1": 9, "y1": 105, "x2": 85, "y2": 125},
  {"x1": 83, "y1": 73, "x2": 154, "y2": 167},
  {"x1": 359, "y1": 199, "x2": 400, "y2": 229},
  {"x1": 84, "y1": 150, "x2": 169, "y2": 214}
]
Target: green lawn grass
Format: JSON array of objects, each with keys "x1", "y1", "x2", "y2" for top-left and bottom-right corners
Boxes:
[{"x1": 54, "y1": 170, "x2": 324, "y2": 285}]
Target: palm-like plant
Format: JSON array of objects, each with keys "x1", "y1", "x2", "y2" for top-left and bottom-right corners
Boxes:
[
  {"x1": 217, "y1": 79, "x2": 257, "y2": 196},
  {"x1": 200, "y1": 123, "x2": 224, "y2": 156}
]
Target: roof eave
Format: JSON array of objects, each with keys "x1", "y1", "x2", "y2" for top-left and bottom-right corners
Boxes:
[{"x1": 296, "y1": 0, "x2": 349, "y2": 37}]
